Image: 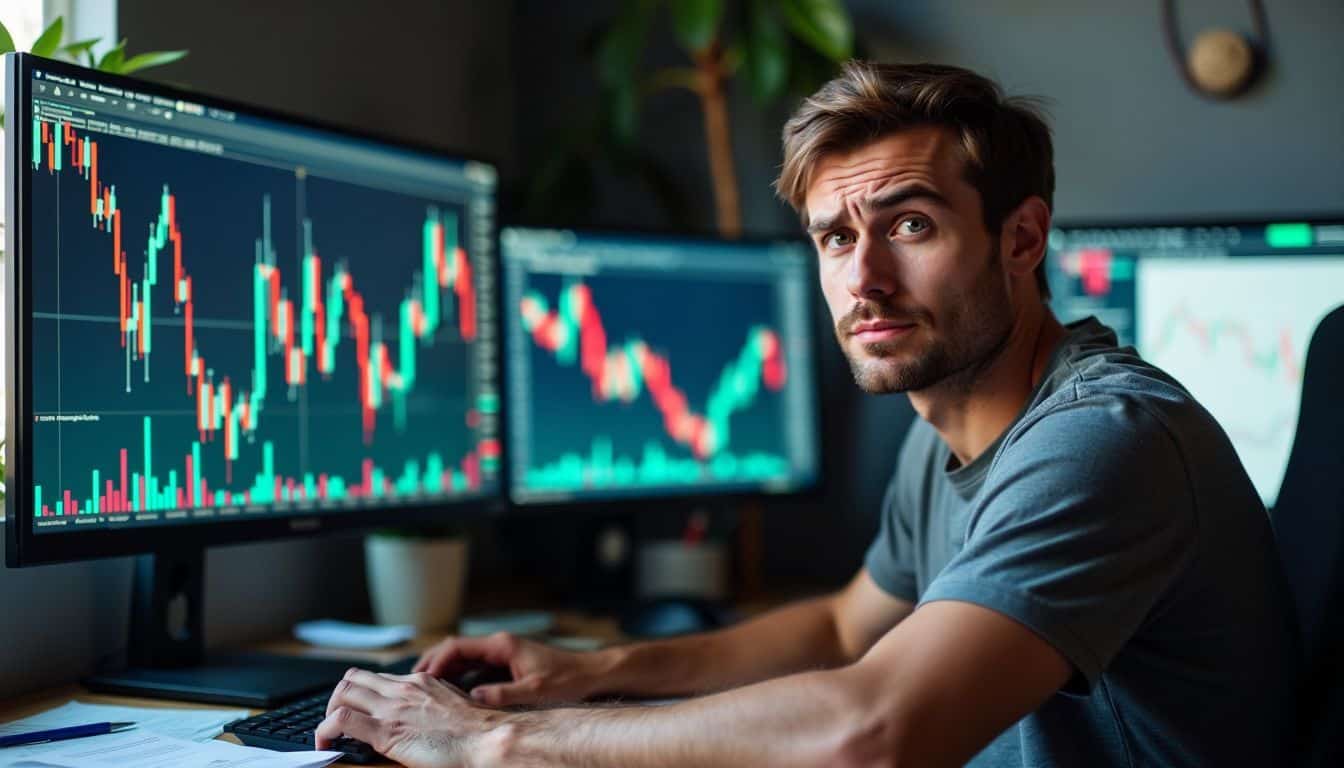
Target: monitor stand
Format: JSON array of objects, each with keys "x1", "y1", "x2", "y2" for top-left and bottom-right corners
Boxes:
[
  {"x1": 573, "y1": 509, "x2": 737, "y2": 637},
  {"x1": 84, "y1": 548, "x2": 363, "y2": 708}
]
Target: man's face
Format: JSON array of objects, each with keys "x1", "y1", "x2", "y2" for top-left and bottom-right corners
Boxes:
[{"x1": 804, "y1": 126, "x2": 1014, "y2": 394}]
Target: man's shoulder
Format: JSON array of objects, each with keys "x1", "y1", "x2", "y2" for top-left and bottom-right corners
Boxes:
[{"x1": 1018, "y1": 335, "x2": 1215, "y2": 458}]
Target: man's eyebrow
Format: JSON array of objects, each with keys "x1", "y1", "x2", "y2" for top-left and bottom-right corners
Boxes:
[
  {"x1": 806, "y1": 184, "x2": 949, "y2": 235},
  {"x1": 806, "y1": 213, "x2": 844, "y2": 235},
  {"x1": 863, "y1": 184, "x2": 949, "y2": 213}
]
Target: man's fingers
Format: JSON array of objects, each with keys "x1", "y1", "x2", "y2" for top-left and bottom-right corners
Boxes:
[
  {"x1": 337, "y1": 667, "x2": 411, "y2": 699},
  {"x1": 316, "y1": 706, "x2": 384, "y2": 752},
  {"x1": 422, "y1": 633, "x2": 519, "y2": 677},
  {"x1": 325, "y1": 676, "x2": 394, "y2": 717},
  {"x1": 411, "y1": 651, "x2": 431, "y2": 674},
  {"x1": 417, "y1": 644, "x2": 467, "y2": 677},
  {"x1": 413, "y1": 641, "x2": 456, "y2": 674},
  {"x1": 470, "y1": 678, "x2": 539, "y2": 708}
]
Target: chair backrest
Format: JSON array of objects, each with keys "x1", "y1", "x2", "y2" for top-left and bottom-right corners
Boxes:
[{"x1": 1271, "y1": 303, "x2": 1344, "y2": 765}]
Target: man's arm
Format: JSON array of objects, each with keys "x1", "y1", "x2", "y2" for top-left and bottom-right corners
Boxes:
[
  {"x1": 319, "y1": 599, "x2": 1071, "y2": 767},
  {"x1": 584, "y1": 568, "x2": 913, "y2": 699},
  {"x1": 419, "y1": 568, "x2": 912, "y2": 705}
]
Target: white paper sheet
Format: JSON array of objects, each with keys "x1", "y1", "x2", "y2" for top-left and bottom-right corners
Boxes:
[{"x1": 5, "y1": 730, "x2": 342, "y2": 768}]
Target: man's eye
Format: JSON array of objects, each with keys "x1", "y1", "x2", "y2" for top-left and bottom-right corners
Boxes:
[
  {"x1": 823, "y1": 232, "x2": 855, "y2": 248},
  {"x1": 896, "y1": 217, "x2": 931, "y2": 236}
]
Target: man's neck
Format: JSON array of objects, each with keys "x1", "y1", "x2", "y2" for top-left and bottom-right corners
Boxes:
[{"x1": 908, "y1": 306, "x2": 1067, "y2": 468}]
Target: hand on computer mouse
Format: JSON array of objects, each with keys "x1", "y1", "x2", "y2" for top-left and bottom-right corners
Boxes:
[{"x1": 413, "y1": 631, "x2": 608, "y2": 707}]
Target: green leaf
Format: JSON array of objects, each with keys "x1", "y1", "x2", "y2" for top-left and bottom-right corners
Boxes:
[
  {"x1": 60, "y1": 37, "x2": 102, "y2": 61},
  {"x1": 31, "y1": 16, "x2": 64, "y2": 58},
  {"x1": 594, "y1": 0, "x2": 654, "y2": 91},
  {"x1": 593, "y1": 1, "x2": 656, "y2": 141},
  {"x1": 781, "y1": 0, "x2": 853, "y2": 61},
  {"x1": 0, "y1": 21, "x2": 16, "y2": 55},
  {"x1": 605, "y1": 82, "x2": 640, "y2": 146},
  {"x1": 744, "y1": 0, "x2": 789, "y2": 103},
  {"x1": 670, "y1": 0, "x2": 722, "y2": 54},
  {"x1": 97, "y1": 39, "x2": 127, "y2": 72},
  {"x1": 120, "y1": 49, "x2": 188, "y2": 74}
]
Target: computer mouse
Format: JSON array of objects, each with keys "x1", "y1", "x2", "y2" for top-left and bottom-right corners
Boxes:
[{"x1": 619, "y1": 598, "x2": 724, "y2": 638}]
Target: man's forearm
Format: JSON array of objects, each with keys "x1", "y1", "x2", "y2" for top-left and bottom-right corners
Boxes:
[
  {"x1": 485, "y1": 664, "x2": 884, "y2": 768},
  {"x1": 592, "y1": 594, "x2": 851, "y2": 698}
]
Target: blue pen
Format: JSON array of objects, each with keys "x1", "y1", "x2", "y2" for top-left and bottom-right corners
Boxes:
[{"x1": 0, "y1": 722, "x2": 136, "y2": 748}]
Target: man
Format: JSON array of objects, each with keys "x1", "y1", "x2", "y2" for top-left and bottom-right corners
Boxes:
[{"x1": 317, "y1": 61, "x2": 1300, "y2": 766}]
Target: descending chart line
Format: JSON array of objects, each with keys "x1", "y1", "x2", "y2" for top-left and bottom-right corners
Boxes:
[{"x1": 520, "y1": 280, "x2": 786, "y2": 460}]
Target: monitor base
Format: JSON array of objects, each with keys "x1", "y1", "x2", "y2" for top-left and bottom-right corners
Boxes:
[{"x1": 84, "y1": 652, "x2": 363, "y2": 708}]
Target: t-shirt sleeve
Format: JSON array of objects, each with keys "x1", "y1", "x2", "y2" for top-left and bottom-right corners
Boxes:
[
  {"x1": 919, "y1": 395, "x2": 1198, "y2": 691},
  {"x1": 864, "y1": 473, "x2": 919, "y2": 602},
  {"x1": 864, "y1": 422, "x2": 934, "y2": 603}
]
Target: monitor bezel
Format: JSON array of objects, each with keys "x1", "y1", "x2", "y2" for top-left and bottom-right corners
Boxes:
[
  {"x1": 5, "y1": 53, "x2": 507, "y2": 567},
  {"x1": 1050, "y1": 213, "x2": 1344, "y2": 237},
  {"x1": 497, "y1": 225, "x2": 828, "y2": 513}
]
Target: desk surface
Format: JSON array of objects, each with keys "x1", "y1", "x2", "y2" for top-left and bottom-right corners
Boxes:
[{"x1": 0, "y1": 613, "x2": 625, "y2": 767}]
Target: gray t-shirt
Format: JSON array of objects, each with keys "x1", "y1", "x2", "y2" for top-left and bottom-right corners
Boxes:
[{"x1": 864, "y1": 317, "x2": 1300, "y2": 766}]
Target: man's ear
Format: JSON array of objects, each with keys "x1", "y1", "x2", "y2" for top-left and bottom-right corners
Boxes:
[{"x1": 1000, "y1": 196, "x2": 1051, "y2": 285}]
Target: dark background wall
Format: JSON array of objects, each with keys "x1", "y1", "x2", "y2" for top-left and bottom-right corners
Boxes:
[{"x1": 2, "y1": 0, "x2": 1341, "y2": 697}]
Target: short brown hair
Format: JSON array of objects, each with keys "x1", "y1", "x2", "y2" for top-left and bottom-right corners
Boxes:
[{"x1": 777, "y1": 61, "x2": 1055, "y2": 298}]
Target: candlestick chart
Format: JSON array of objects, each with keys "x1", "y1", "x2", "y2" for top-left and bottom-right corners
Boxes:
[
  {"x1": 29, "y1": 116, "x2": 498, "y2": 529},
  {"x1": 1138, "y1": 258, "x2": 1344, "y2": 506},
  {"x1": 503, "y1": 233, "x2": 820, "y2": 503}
]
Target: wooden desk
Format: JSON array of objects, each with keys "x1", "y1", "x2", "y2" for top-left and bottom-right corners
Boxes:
[{"x1": 0, "y1": 613, "x2": 624, "y2": 767}]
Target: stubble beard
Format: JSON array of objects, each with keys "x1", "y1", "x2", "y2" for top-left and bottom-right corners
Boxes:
[{"x1": 837, "y1": 245, "x2": 1014, "y2": 395}]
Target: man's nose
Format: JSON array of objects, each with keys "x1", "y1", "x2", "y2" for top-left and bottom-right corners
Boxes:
[{"x1": 847, "y1": 235, "x2": 899, "y2": 299}]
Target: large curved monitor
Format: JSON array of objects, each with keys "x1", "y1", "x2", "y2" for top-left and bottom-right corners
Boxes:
[{"x1": 5, "y1": 53, "x2": 504, "y2": 568}]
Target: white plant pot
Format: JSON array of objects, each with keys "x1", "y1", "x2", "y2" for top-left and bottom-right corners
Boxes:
[{"x1": 364, "y1": 534, "x2": 469, "y2": 631}]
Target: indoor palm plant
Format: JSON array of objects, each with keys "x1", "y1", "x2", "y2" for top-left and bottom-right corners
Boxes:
[{"x1": 525, "y1": 0, "x2": 856, "y2": 237}]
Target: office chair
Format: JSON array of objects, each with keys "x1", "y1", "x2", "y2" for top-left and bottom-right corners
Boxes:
[{"x1": 1271, "y1": 303, "x2": 1344, "y2": 766}]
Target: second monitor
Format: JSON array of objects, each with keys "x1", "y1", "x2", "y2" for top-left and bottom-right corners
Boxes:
[{"x1": 501, "y1": 229, "x2": 821, "y2": 505}]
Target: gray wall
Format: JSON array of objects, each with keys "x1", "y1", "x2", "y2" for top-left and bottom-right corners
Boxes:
[
  {"x1": 4, "y1": 0, "x2": 1342, "y2": 698},
  {"x1": 850, "y1": 0, "x2": 1344, "y2": 222}
]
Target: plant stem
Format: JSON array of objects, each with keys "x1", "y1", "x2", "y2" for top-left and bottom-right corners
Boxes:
[{"x1": 694, "y1": 43, "x2": 742, "y2": 239}]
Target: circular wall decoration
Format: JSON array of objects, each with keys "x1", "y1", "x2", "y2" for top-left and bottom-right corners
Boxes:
[{"x1": 1162, "y1": 0, "x2": 1269, "y2": 99}]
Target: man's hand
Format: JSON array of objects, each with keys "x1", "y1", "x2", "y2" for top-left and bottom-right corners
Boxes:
[
  {"x1": 317, "y1": 668, "x2": 505, "y2": 768},
  {"x1": 414, "y1": 631, "x2": 610, "y2": 706}
]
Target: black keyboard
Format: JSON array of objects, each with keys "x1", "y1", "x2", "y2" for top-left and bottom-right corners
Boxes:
[
  {"x1": 227, "y1": 689, "x2": 376, "y2": 762},
  {"x1": 225, "y1": 660, "x2": 513, "y2": 763}
]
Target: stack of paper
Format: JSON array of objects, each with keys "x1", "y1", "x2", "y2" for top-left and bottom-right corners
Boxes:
[
  {"x1": 294, "y1": 619, "x2": 416, "y2": 649},
  {"x1": 0, "y1": 701, "x2": 246, "y2": 744},
  {"x1": 0, "y1": 701, "x2": 343, "y2": 768}
]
